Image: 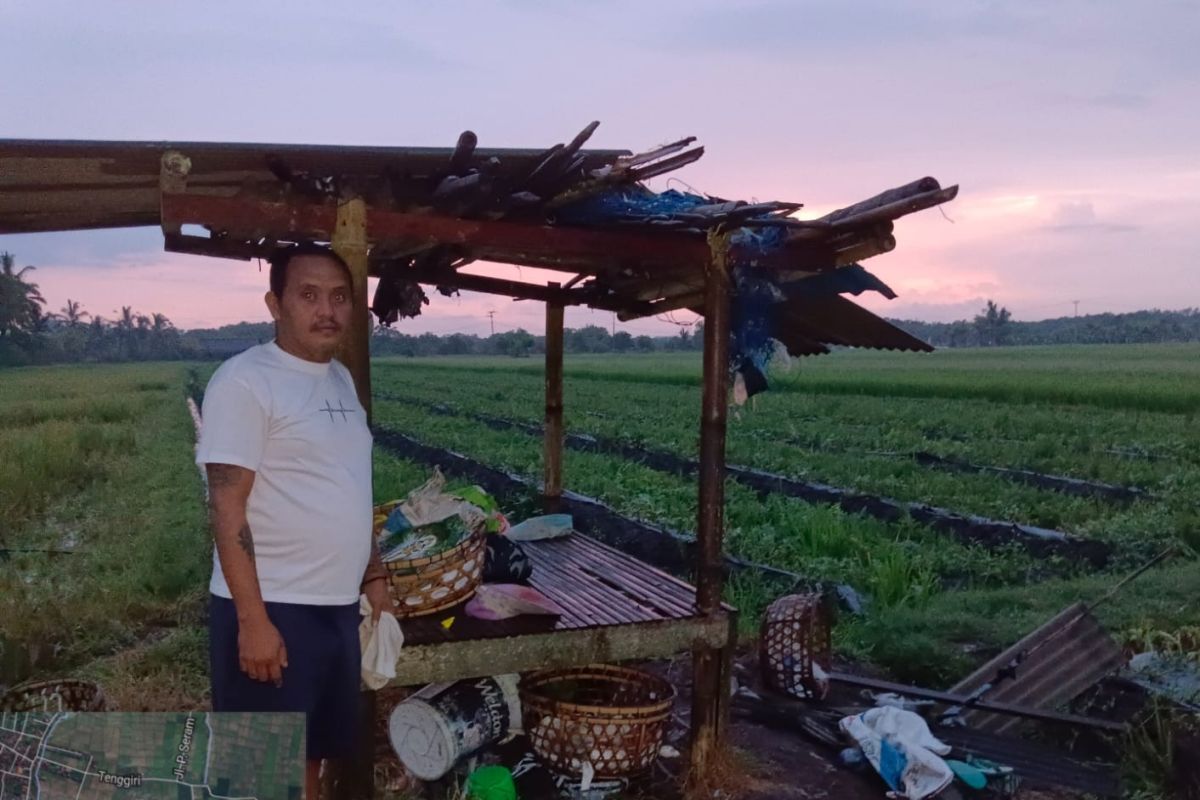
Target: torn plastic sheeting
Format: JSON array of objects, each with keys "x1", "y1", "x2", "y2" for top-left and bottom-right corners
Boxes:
[
  {"x1": 506, "y1": 514, "x2": 573, "y2": 542},
  {"x1": 839, "y1": 706, "x2": 953, "y2": 800},
  {"x1": 465, "y1": 584, "x2": 565, "y2": 621}
]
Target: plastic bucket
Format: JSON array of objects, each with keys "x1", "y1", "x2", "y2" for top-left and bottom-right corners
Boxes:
[{"x1": 388, "y1": 674, "x2": 521, "y2": 780}]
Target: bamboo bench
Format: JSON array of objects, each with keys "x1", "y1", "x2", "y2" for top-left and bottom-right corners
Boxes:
[{"x1": 386, "y1": 531, "x2": 736, "y2": 686}]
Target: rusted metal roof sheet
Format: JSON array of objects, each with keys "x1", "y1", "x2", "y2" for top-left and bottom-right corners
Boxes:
[
  {"x1": 0, "y1": 138, "x2": 629, "y2": 234},
  {"x1": 949, "y1": 602, "x2": 1125, "y2": 734},
  {"x1": 772, "y1": 293, "x2": 933, "y2": 355},
  {"x1": 938, "y1": 726, "x2": 1121, "y2": 796}
]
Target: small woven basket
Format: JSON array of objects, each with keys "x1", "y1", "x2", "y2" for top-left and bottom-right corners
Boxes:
[
  {"x1": 0, "y1": 678, "x2": 106, "y2": 712},
  {"x1": 520, "y1": 664, "x2": 675, "y2": 779},
  {"x1": 760, "y1": 593, "x2": 831, "y2": 700},
  {"x1": 374, "y1": 504, "x2": 486, "y2": 618}
]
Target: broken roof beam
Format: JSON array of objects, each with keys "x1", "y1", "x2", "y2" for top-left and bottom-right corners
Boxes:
[
  {"x1": 822, "y1": 178, "x2": 959, "y2": 229},
  {"x1": 160, "y1": 192, "x2": 715, "y2": 272},
  {"x1": 387, "y1": 260, "x2": 646, "y2": 313}
]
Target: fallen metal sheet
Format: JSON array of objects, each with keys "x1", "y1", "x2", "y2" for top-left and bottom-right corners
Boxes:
[
  {"x1": 948, "y1": 602, "x2": 1125, "y2": 734},
  {"x1": 828, "y1": 672, "x2": 1127, "y2": 733},
  {"x1": 938, "y1": 726, "x2": 1121, "y2": 797}
]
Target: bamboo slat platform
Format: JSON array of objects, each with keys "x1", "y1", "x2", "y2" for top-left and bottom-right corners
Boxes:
[{"x1": 386, "y1": 531, "x2": 736, "y2": 686}]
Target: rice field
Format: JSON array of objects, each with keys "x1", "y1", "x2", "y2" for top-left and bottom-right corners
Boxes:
[{"x1": 1, "y1": 343, "x2": 1197, "y2": 706}]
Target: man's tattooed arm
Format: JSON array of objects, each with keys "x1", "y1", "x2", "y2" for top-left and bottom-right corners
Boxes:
[
  {"x1": 205, "y1": 463, "x2": 268, "y2": 624},
  {"x1": 236, "y1": 523, "x2": 255, "y2": 560}
]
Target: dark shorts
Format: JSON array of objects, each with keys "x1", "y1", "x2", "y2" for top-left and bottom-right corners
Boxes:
[{"x1": 209, "y1": 594, "x2": 361, "y2": 761}]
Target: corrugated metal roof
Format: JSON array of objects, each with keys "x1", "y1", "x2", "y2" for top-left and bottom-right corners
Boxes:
[
  {"x1": 949, "y1": 602, "x2": 1124, "y2": 734},
  {"x1": 772, "y1": 293, "x2": 933, "y2": 355}
]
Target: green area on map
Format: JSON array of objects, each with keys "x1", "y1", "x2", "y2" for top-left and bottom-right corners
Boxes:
[{"x1": 0, "y1": 711, "x2": 304, "y2": 799}]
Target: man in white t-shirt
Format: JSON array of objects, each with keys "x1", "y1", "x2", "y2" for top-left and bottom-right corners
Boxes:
[{"x1": 196, "y1": 243, "x2": 390, "y2": 799}]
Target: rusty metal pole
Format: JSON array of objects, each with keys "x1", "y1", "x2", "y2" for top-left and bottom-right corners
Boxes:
[
  {"x1": 690, "y1": 233, "x2": 731, "y2": 778},
  {"x1": 332, "y1": 197, "x2": 372, "y2": 421},
  {"x1": 331, "y1": 197, "x2": 373, "y2": 800},
  {"x1": 544, "y1": 283, "x2": 565, "y2": 513}
]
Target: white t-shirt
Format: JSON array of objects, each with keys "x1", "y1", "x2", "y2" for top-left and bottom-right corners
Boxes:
[{"x1": 195, "y1": 340, "x2": 373, "y2": 605}]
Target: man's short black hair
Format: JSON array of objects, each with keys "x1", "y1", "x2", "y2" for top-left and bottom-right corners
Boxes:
[{"x1": 268, "y1": 243, "x2": 353, "y2": 298}]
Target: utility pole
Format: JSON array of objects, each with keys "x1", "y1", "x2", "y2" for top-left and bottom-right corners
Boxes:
[
  {"x1": 1073, "y1": 300, "x2": 1079, "y2": 317},
  {"x1": 611, "y1": 313, "x2": 616, "y2": 336},
  {"x1": 487, "y1": 310, "x2": 496, "y2": 335}
]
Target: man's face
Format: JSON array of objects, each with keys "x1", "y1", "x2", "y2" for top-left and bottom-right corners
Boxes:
[{"x1": 265, "y1": 254, "x2": 353, "y2": 359}]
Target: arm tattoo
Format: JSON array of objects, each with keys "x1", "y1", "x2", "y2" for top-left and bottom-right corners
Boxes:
[
  {"x1": 206, "y1": 463, "x2": 241, "y2": 489},
  {"x1": 237, "y1": 523, "x2": 255, "y2": 561}
]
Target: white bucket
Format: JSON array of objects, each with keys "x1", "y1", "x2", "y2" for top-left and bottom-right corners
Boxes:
[{"x1": 388, "y1": 674, "x2": 521, "y2": 781}]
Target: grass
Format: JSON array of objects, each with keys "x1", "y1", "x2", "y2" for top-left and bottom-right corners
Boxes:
[
  {"x1": 0, "y1": 362, "x2": 211, "y2": 706},
  {"x1": 377, "y1": 343, "x2": 1200, "y2": 413}
]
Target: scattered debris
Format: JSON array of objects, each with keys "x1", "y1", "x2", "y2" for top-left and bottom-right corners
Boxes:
[
  {"x1": 829, "y1": 672, "x2": 1127, "y2": 733},
  {"x1": 947, "y1": 547, "x2": 1175, "y2": 732},
  {"x1": 839, "y1": 706, "x2": 954, "y2": 800}
]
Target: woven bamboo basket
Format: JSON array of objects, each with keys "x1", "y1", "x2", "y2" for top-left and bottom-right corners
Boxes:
[
  {"x1": 520, "y1": 664, "x2": 675, "y2": 779},
  {"x1": 374, "y1": 504, "x2": 486, "y2": 618},
  {"x1": 760, "y1": 593, "x2": 831, "y2": 700},
  {"x1": 0, "y1": 678, "x2": 106, "y2": 712}
]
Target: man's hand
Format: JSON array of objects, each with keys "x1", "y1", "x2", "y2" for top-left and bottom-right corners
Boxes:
[
  {"x1": 363, "y1": 577, "x2": 393, "y2": 623},
  {"x1": 238, "y1": 615, "x2": 289, "y2": 686}
]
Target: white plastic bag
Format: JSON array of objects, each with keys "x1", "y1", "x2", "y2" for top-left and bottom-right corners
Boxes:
[
  {"x1": 839, "y1": 706, "x2": 953, "y2": 800},
  {"x1": 359, "y1": 595, "x2": 404, "y2": 690}
]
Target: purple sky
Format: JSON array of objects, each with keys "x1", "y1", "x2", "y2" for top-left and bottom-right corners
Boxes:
[{"x1": 3, "y1": 1, "x2": 1197, "y2": 335}]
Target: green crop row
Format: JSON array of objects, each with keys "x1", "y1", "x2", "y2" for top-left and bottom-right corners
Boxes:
[
  {"x1": 370, "y1": 361, "x2": 1196, "y2": 557},
  {"x1": 372, "y1": 397, "x2": 1051, "y2": 600},
  {"x1": 375, "y1": 342, "x2": 1200, "y2": 413}
]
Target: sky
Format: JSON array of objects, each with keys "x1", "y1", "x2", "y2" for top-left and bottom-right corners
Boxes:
[{"x1": 1, "y1": 0, "x2": 1197, "y2": 335}]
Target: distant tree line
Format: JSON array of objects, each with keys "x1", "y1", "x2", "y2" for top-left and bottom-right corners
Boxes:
[
  {"x1": 370, "y1": 322, "x2": 704, "y2": 358},
  {"x1": 3, "y1": 253, "x2": 1198, "y2": 366},
  {"x1": 186, "y1": 321, "x2": 705, "y2": 359},
  {"x1": 1, "y1": 252, "x2": 194, "y2": 366},
  {"x1": 891, "y1": 302, "x2": 1200, "y2": 348}
]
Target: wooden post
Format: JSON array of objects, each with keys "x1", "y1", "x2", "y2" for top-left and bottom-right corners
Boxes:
[
  {"x1": 691, "y1": 233, "x2": 731, "y2": 778},
  {"x1": 331, "y1": 197, "x2": 373, "y2": 800},
  {"x1": 544, "y1": 283, "x2": 565, "y2": 513},
  {"x1": 332, "y1": 197, "x2": 372, "y2": 420}
]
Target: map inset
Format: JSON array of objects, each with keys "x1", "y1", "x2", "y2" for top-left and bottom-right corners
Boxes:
[{"x1": 0, "y1": 711, "x2": 304, "y2": 800}]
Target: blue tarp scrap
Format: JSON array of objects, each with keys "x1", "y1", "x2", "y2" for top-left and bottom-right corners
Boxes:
[
  {"x1": 554, "y1": 186, "x2": 897, "y2": 399},
  {"x1": 552, "y1": 186, "x2": 710, "y2": 225}
]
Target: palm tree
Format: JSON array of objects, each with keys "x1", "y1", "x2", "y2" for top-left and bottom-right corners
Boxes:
[
  {"x1": 59, "y1": 299, "x2": 89, "y2": 327},
  {"x1": 113, "y1": 305, "x2": 137, "y2": 359},
  {"x1": 0, "y1": 252, "x2": 46, "y2": 336},
  {"x1": 150, "y1": 312, "x2": 172, "y2": 334}
]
